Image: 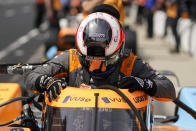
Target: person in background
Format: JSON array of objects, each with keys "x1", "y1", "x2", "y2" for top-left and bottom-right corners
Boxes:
[
  {"x1": 184, "y1": 0, "x2": 196, "y2": 21},
  {"x1": 163, "y1": 0, "x2": 188, "y2": 53},
  {"x1": 34, "y1": 0, "x2": 45, "y2": 29},
  {"x1": 136, "y1": 0, "x2": 146, "y2": 25},
  {"x1": 60, "y1": 0, "x2": 81, "y2": 17},
  {"x1": 144, "y1": 0, "x2": 164, "y2": 38},
  {"x1": 81, "y1": 0, "x2": 125, "y2": 26},
  {"x1": 24, "y1": 5, "x2": 176, "y2": 103},
  {"x1": 44, "y1": 0, "x2": 62, "y2": 29},
  {"x1": 43, "y1": 0, "x2": 62, "y2": 59}
]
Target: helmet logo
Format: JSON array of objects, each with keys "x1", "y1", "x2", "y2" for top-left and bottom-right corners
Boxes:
[
  {"x1": 89, "y1": 33, "x2": 105, "y2": 38},
  {"x1": 86, "y1": 56, "x2": 105, "y2": 61},
  {"x1": 114, "y1": 30, "x2": 119, "y2": 42},
  {"x1": 114, "y1": 36, "x2": 118, "y2": 42}
]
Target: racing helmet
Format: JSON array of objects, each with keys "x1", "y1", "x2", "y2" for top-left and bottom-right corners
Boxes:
[{"x1": 76, "y1": 12, "x2": 125, "y2": 77}]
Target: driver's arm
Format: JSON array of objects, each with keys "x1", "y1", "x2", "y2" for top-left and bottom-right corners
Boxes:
[
  {"x1": 24, "y1": 51, "x2": 69, "y2": 91},
  {"x1": 132, "y1": 58, "x2": 176, "y2": 100}
]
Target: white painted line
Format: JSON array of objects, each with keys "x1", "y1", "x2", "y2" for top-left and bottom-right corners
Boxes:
[
  {"x1": 0, "y1": 29, "x2": 39, "y2": 60},
  {"x1": 0, "y1": 21, "x2": 48, "y2": 60},
  {"x1": 28, "y1": 29, "x2": 40, "y2": 37}
]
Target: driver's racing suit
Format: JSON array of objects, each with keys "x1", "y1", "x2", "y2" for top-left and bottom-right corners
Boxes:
[{"x1": 25, "y1": 49, "x2": 176, "y2": 100}]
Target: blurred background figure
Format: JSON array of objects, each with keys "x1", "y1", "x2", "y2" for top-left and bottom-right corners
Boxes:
[
  {"x1": 44, "y1": 0, "x2": 62, "y2": 29},
  {"x1": 57, "y1": 0, "x2": 82, "y2": 52},
  {"x1": 60, "y1": 0, "x2": 81, "y2": 17},
  {"x1": 69, "y1": 0, "x2": 81, "y2": 16},
  {"x1": 44, "y1": 0, "x2": 82, "y2": 59},
  {"x1": 180, "y1": 0, "x2": 196, "y2": 56},
  {"x1": 135, "y1": 0, "x2": 146, "y2": 25},
  {"x1": 163, "y1": 0, "x2": 188, "y2": 53},
  {"x1": 43, "y1": 0, "x2": 62, "y2": 59},
  {"x1": 81, "y1": 0, "x2": 125, "y2": 26},
  {"x1": 184, "y1": 0, "x2": 196, "y2": 21},
  {"x1": 59, "y1": 0, "x2": 70, "y2": 18},
  {"x1": 34, "y1": 0, "x2": 45, "y2": 29},
  {"x1": 144, "y1": 0, "x2": 163, "y2": 38}
]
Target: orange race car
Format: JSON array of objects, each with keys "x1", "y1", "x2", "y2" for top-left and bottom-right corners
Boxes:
[{"x1": 0, "y1": 64, "x2": 196, "y2": 131}]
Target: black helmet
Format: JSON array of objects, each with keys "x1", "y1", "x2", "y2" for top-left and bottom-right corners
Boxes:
[{"x1": 76, "y1": 12, "x2": 125, "y2": 77}]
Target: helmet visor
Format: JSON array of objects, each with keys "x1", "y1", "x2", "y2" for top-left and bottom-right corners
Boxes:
[
  {"x1": 85, "y1": 42, "x2": 106, "y2": 61},
  {"x1": 81, "y1": 43, "x2": 120, "y2": 66}
]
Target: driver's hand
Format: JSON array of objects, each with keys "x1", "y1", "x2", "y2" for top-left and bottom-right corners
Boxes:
[
  {"x1": 119, "y1": 76, "x2": 157, "y2": 96},
  {"x1": 35, "y1": 75, "x2": 67, "y2": 102},
  {"x1": 45, "y1": 77, "x2": 67, "y2": 102}
]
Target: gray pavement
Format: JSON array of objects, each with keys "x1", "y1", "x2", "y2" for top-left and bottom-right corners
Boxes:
[
  {"x1": 136, "y1": 24, "x2": 196, "y2": 88},
  {"x1": 134, "y1": 24, "x2": 196, "y2": 115}
]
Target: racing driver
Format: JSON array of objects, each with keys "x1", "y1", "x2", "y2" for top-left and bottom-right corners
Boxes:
[{"x1": 24, "y1": 5, "x2": 176, "y2": 102}]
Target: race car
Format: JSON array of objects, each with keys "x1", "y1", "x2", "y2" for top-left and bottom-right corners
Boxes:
[{"x1": 0, "y1": 64, "x2": 195, "y2": 131}]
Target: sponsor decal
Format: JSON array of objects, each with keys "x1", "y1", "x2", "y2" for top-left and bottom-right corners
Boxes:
[
  {"x1": 80, "y1": 83, "x2": 91, "y2": 89},
  {"x1": 134, "y1": 77, "x2": 144, "y2": 88},
  {"x1": 86, "y1": 56, "x2": 105, "y2": 61},
  {"x1": 10, "y1": 128, "x2": 24, "y2": 131},
  {"x1": 99, "y1": 108, "x2": 112, "y2": 112},
  {"x1": 73, "y1": 119, "x2": 84, "y2": 130},
  {"x1": 62, "y1": 95, "x2": 91, "y2": 103},
  {"x1": 101, "y1": 97, "x2": 111, "y2": 104},
  {"x1": 89, "y1": 33, "x2": 105, "y2": 38},
  {"x1": 101, "y1": 97, "x2": 126, "y2": 104},
  {"x1": 62, "y1": 95, "x2": 71, "y2": 103},
  {"x1": 82, "y1": 107, "x2": 112, "y2": 112},
  {"x1": 114, "y1": 30, "x2": 119, "y2": 43},
  {"x1": 103, "y1": 119, "x2": 112, "y2": 130},
  {"x1": 133, "y1": 95, "x2": 147, "y2": 103},
  {"x1": 73, "y1": 115, "x2": 84, "y2": 130},
  {"x1": 114, "y1": 36, "x2": 118, "y2": 42}
]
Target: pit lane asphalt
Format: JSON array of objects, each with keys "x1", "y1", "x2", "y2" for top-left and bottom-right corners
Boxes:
[{"x1": 0, "y1": 0, "x2": 45, "y2": 85}]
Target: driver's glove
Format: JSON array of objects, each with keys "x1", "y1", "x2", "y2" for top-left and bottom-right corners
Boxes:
[
  {"x1": 119, "y1": 76, "x2": 157, "y2": 96},
  {"x1": 35, "y1": 75, "x2": 67, "y2": 102}
]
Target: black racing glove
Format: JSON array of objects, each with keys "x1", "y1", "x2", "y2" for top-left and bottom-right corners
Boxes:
[
  {"x1": 35, "y1": 75, "x2": 67, "y2": 102},
  {"x1": 119, "y1": 76, "x2": 157, "y2": 96}
]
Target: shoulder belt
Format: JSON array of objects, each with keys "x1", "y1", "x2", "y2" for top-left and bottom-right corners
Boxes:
[
  {"x1": 69, "y1": 49, "x2": 82, "y2": 72},
  {"x1": 120, "y1": 52, "x2": 138, "y2": 76}
]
